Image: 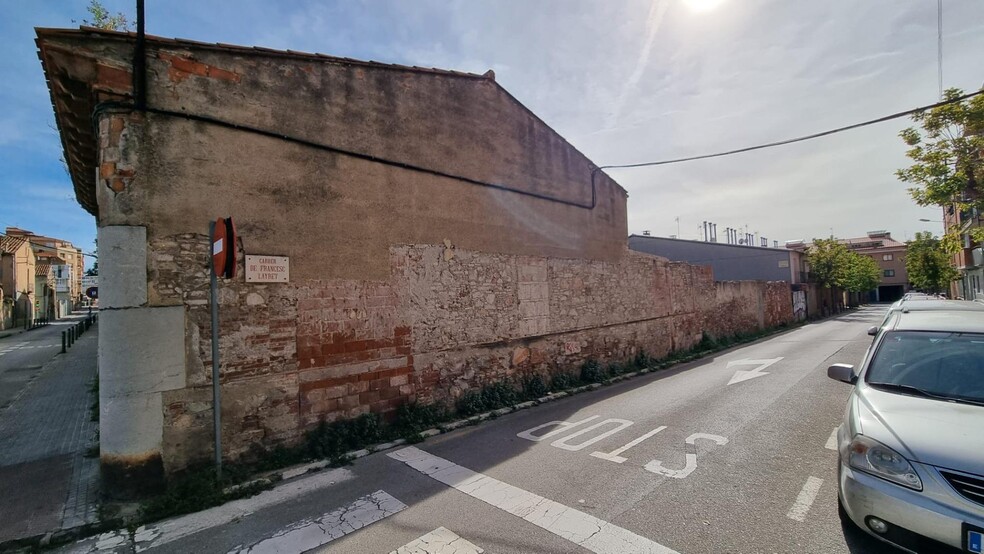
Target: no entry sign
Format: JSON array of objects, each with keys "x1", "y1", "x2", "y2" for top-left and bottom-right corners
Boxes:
[{"x1": 211, "y1": 217, "x2": 237, "y2": 279}]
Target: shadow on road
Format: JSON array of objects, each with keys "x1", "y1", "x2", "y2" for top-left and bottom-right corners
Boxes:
[{"x1": 832, "y1": 306, "x2": 886, "y2": 324}]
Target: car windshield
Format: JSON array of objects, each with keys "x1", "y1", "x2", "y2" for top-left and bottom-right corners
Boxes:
[{"x1": 865, "y1": 331, "x2": 984, "y2": 404}]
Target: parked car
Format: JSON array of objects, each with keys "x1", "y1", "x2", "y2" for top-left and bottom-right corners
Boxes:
[
  {"x1": 829, "y1": 309, "x2": 984, "y2": 553},
  {"x1": 868, "y1": 299, "x2": 984, "y2": 337}
]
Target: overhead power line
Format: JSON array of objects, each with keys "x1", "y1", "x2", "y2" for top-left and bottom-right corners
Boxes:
[{"x1": 599, "y1": 89, "x2": 984, "y2": 171}]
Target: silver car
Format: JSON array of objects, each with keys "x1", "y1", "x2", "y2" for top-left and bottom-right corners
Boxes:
[
  {"x1": 868, "y1": 299, "x2": 984, "y2": 337},
  {"x1": 829, "y1": 309, "x2": 984, "y2": 553}
]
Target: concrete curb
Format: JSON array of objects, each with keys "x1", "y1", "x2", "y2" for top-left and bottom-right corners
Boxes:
[{"x1": 0, "y1": 517, "x2": 127, "y2": 554}]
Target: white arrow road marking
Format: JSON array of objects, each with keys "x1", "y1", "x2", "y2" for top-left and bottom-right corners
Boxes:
[
  {"x1": 825, "y1": 427, "x2": 839, "y2": 451},
  {"x1": 786, "y1": 476, "x2": 823, "y2": 522},
  {"x1": 389, "y1": 446, "x2": 679, "y2": 554},
  {"x1": 228, "y1": 490, "x2": 406, "y2": 554},
  {"x1": 726, "y1": 357, "x2": 784, "y2": 385},
  {"x1": 391, "y1": 527, "x2": 484, "y2": 554}
]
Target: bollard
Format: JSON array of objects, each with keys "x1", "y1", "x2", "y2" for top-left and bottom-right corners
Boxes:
[
  {"x1": 62, "y1": 331, "x2": 67, "y2": 353},
  {"x1": 68, "y1": 327, "x2": 73, "y2": 348}
]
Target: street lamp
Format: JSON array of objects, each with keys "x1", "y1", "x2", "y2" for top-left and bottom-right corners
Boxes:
[{"x1": 919, "y1": 218, "x2": 942, "y2": 223}]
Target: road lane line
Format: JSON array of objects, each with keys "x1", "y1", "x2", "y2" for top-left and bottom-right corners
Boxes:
[
  {"x1": 389, "y1": 446, "x2": 679, "y2": 554},
  {"x1": 825, "y1": 428, "x2": 838, "y2": 451},
  {"x1": 391, "y1": 526, "x2": 484, "y2": 554},
  {"x1": 228, "y1": 490, "x2": 406, "y2": 554},
  {"x1": 786, "y1": 476, "x2": 823, "y2": 522}
]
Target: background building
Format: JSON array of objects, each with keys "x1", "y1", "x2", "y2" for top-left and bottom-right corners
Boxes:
[
  {"x1": 944, "y1": 204, "x2": 983, "y2": 300},
  {"x1": 4, "y1": 227, "x2": 86, "y2": 319},
  {"x1": 6, "y1": 228, "x2": 85, "y2": 315},
  {"x1": 785, "y1": 230, "x2": 909, "y2": 302},
  {"x1": 0, "y1": 234, "x2": 36, "y2": 328},
  {"x1": 628, "y1": 234, "x2": 800, "y2": 283}
]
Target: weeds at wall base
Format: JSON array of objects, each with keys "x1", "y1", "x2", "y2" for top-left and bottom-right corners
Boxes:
[{"x1": 135, "y1": 320, "x2": 804, "y2": 525}]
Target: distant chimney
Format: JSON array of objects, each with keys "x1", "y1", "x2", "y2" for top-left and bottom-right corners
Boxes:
[{"x1": 642, "y1": 230, "x2": 651, "y2": 236}]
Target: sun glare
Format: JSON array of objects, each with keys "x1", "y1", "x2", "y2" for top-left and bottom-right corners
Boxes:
[{"x1": 682, "y1": 0, "x2": 726, "y2": 13}]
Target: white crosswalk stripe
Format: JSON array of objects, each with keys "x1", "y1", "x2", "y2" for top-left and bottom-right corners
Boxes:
[
  {"x1": 389, "y1": 446, "x2": 679, "y2": 554},
  {"x1": 228, "y1": 490, "x2": 406, "y2": 554},
  {"x1": 391, "y1": 527, "x2": 484, "y2": 554}
]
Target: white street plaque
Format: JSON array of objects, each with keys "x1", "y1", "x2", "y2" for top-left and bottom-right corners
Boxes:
[{"x1": 245, "y1": 255, "x2": 289, "y2": 283}]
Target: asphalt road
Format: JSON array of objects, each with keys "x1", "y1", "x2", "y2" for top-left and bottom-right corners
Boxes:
[
  {"x1": 68, "y1": 306, "x2": 906, "y2": 554},
  {"x1": 0, "y1": 314, "x2": 88, "y2": 411}
]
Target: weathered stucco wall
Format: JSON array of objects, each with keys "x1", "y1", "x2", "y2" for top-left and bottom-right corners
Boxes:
[
  {"x1": 39, "y1": 30, "x2": 795, "y2": 486},
  {"x1": 55, "y1": 33, "x2": 630, "y2": 281}
]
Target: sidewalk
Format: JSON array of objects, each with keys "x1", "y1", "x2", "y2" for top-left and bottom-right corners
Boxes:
[{"x1": 0, "y1": 321, "x2": 100, "y2": 546}]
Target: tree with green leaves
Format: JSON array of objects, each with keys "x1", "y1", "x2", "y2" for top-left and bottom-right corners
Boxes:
[
  {"x1": 807, "y1": 238, "x2": 881, "y2": 294},
  {"x1": 897, "y1": 87, "x2": 984, "y2": 250},
  {"x1": 78, "y1": 0, "x2": 132, "y2": 31},
  {"x1": 806, "y1": 238, "x2": 850, "y2": 288},
  {"x1": 906, "y1": 232, "x2": 959, "y2": 294},
  {"x1": 841, "y1": 251, "x2": 881, "y2": 293}
]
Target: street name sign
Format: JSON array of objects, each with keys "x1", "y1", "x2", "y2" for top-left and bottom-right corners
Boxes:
[{"x1": 245, "y1": 255, "x2": 290, "y2": 283}]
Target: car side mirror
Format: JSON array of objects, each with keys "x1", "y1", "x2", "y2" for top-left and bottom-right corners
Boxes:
[
  {"x1": 827, "y1": 363, "x2": 857, "y2": 384},
  {"x1": 867, "y1": 326, "x2": 879, "y2": 336}
]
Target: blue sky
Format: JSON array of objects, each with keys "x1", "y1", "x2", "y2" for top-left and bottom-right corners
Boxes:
[{"x1": 3, "y1": 0, "x2": 984, "y2": 262}]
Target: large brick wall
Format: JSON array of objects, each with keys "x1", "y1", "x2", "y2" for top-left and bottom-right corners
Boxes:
[{"x1": 149, "y1": 237, "x2": 793, "y2": 472}]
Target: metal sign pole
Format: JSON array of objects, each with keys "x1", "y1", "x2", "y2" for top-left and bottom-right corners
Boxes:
[{"x1": 209, "y1": 221, "x2": 223, "y2": 480}]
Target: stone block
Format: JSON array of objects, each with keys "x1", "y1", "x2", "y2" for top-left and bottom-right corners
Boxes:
[
  {"x1": 99, "y1": 225, "x2": 148, "y2": 308},
  {"x1": 100, "y1": 391, "x2": 163, "y2": 458},
  {"x1": 100, "y1": 306, "x2": 186, "y2": 397}
]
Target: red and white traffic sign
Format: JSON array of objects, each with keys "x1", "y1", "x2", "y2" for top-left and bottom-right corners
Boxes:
[{"x1": 211, "y1": 217, "x2": 237, "y2": 279}]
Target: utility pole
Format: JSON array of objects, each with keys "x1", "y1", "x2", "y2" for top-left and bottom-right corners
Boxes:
[{"x1": 938, "y1": 0, "x2": 943, "y2": 99}]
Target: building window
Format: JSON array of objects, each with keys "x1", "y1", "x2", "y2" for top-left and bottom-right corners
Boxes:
[
  {"x1": 884, "y1": 269, "x2": 895, "y2": 277},
  {"x1": 882, "y1": 254, "x2": 893, "y2": 261}
]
